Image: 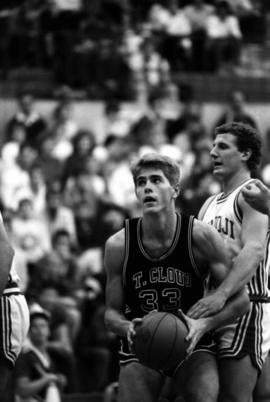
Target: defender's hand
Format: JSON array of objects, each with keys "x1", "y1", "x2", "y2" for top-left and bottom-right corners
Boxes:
[
  {"x1": 178, "y1": 309, "x2": 209, "y2": 357},
  {"x1": 127, "y1": 318, "x2": 142, "y2": 353},
  {"x1": 187, "y1": 291, "x2": 227, "y2": 319}
]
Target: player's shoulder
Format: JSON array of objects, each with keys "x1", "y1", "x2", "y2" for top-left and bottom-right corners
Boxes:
[
  {"x1": 192, "y1": 218, "x2": 219, "y2": 245},
  {"x1": 104, "y1": 228, "x2": 126, "y2": 273},
  {"x1": 105, "y1": 228, "x2": 126, "y2": 252}
]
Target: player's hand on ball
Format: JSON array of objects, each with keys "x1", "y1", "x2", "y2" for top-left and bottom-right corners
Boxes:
[
  {"x1": 178, "y1": 309, "x2": 209, "y2": 357},
  {"x1": 187, "y1": 290, "x2": 227, "y2": 319},
  {"x1": 127, "y1": 318, "x2": 142, "y2": 353}
]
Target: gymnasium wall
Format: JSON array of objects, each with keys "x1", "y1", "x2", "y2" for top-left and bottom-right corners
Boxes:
[{"x1": 0, "y1": 100, "x2": 268, "y2": 145}]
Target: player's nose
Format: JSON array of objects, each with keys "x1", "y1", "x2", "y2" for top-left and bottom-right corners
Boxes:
[{"x1": 210, "y1": 146, "x2": 217, "y2": 157}]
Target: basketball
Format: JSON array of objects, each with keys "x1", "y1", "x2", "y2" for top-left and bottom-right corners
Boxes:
[{"x1": 134, "y1": 311, "x2": 188, "y2": 371}]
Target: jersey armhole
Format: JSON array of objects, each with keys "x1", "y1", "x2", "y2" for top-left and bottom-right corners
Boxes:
[
  {"x1": 122, "y1": 219, "x2": 130, "y2": 288},
  {"x1": 198, "y1": 194, "x2": 217, "y2": 220},
  {"x1": 188, "y1": 216, "x2": 205, "y2": 279},
  {"x1": 234, "y1": 179, "x2": 255, "y2": 224}
]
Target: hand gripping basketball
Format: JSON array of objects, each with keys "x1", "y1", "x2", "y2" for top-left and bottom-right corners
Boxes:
[{"x1": 133, "y1": 311, "x2": 188, "y2": 371}]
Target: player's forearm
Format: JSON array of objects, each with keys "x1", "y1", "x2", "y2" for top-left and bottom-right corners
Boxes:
[
  {"x1": 16, "y1": 377, "x2": 52, "y2": 397},
  {"x1": 104, "y1": 307, "x2": 131, "y2": 337},
  {"x1": 205, "y1": 289, "x2": 250, "y2": 332},
  {"x1": 215, "y1": 244, "x2": 264, "y2": 300}
]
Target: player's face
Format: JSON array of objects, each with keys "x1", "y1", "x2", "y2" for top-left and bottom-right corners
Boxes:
[
  {"x1": 135, "y1": 168, "x2": 178, "y2": 213},
  {"x1": 30, "y1": 317, "x2": 50, "y2": 346},
  {"x1": 210, "y1": 133, "x2": 245, "y2": 180}
]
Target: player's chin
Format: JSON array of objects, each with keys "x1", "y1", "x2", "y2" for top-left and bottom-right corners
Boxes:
[
  {"x1": 143, "y1": 204, "x2": 159, "y2": 213},
  {"x1": 212, "y1": 168, "x2": 224, "y2": 178}
]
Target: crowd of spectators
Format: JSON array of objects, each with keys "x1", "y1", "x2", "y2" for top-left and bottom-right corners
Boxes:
[
  {"x1": 0, "y1": 0, "x2": 268, "y2": 98},
  {"x1": 0, "y1": 84, "x2": 268, "y2": 400}
]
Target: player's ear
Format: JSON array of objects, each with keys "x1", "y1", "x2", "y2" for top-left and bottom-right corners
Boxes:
[
  {"x1": 241, "y1": 148, "x2": 251, "y2": 162},
  {"x1": 173, "y1": 183, "x2": 180, "y2": 198}
]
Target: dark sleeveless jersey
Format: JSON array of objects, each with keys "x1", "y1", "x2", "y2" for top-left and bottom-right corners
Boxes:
[{"x1": 122, "y1": 213, "x2": 205, "y2": 320}]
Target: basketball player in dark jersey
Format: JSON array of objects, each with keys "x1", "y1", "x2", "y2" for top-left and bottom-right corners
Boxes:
[
  {"x1": 104, "y1": 153, "x2": 249, "y2": 402},
  {"x1": 188, "y1": 123, "x2": 270, "y2": 402}
]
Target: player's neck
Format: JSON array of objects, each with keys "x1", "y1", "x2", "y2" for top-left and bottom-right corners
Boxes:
[
  {"x1": 142, "y1": 210, "x2": 177, "y2": 241},
  {"x1": 222, "y1": 170, "x2": 250, "y2": 195}
]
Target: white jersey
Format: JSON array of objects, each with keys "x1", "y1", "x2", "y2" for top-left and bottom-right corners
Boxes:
[{"x1": 202, "y1": 179, "x2": 270, "y2": 299}]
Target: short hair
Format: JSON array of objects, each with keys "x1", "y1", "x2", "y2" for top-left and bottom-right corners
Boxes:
[
  {"x1": 214, "y1": 122, "x2": 262, "y2": 172},
  {"x1": 130, "y1": 153, "x2": 181, "y2": 186},
  {"x1": 52, "y1": 229, "x2": 70, "y2": 247}
]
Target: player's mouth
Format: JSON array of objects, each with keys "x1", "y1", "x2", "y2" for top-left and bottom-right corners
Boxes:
[
  {"x1": 212, "y1": 160, "x2": 223, "y2": 170},
  {"x1": 143, "y1": 196, "x2": 156, "y2": 204}
]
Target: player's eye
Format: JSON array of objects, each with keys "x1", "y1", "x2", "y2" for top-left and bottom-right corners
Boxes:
[{"x1": 137, "y1": 179, "x2": 145, "y2": 186}]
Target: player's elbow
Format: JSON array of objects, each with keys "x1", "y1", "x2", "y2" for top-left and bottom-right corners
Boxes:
[
  {"x1": 236, "y1": 289, "x2": 250, "y2": 317},
  {"x1": 104, "y1": 308, "x2": 114, "y2": 332},
  {"x1": 249, "y1": 241, "x2": 265, "y2": 263},
  {"x1": 6, "y1": 243, "x2": 15, "y2": 265}
]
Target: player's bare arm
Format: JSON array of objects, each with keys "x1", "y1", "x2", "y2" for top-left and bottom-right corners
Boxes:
[
  {"x1": 212, "y1": 193, "x2": 268, "y2": 300},
  {"x1": 104, "y1": 229, "x2": 129, "y2": 337},
  {"x1": 188, "y1": 220, "x2": 249, "y2": 318},
  {"x1": 0, "y1": 216, "x2": 14, "y2": 297},
  {"x1": 104, "y1": 229, "x2": 141, "y2": 349},
  {"x1": 181, "y1": 220, "x2": 250, "y2": 354},
  {"x1": 242, "y1": 179, "x2": 270, "y2": 217}
]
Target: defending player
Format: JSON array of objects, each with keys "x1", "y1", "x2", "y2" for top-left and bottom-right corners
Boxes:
[
  {"x1": 242, "y1": 179, "x2": 270, "y2": 402},
  {"x1": 104, "y1": 153, "x2": 249, "y2": 402},
  {"x1": 188, "y1": 123, "x2": 270, "y2": 402}
]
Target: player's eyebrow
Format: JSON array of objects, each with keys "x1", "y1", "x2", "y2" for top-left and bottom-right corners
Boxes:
[{"x1": 136, "y1": 173, "x2": 163, "y2": 182}]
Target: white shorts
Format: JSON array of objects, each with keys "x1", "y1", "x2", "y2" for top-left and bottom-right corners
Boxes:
[
  {"x1": 0, "y1": 291, "x2": 30, "y2": 367},
  {"x1": 214, "y1": 301, "x2": 270, "y2": 371}
]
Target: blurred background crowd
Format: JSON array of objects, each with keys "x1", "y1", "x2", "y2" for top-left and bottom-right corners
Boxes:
[
  {"x1": 0, "y1": 0, "x2": 270, "y2": 401},
  {"x1": 0, "y1": 0, "x2": 270, "y2": 97}
]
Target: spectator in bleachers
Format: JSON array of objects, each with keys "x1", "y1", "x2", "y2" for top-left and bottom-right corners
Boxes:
[
  {"x1": 161, "y1": 0, "x2": 192, "y2": 71},
  {"x1": 94, "y1": 38, "x2": 133, "y2": 100},
  {"x1": 205, "y1": 0, "x2": 242, "y2": 73},
  {"x1": 61, "y1": 129, "x2": 97, "y2": 188},
  {"x1": 132, "y1": 89, "x2": 169, "y2": 145},
  {"x1": 127, "y1": 33, "x2": 171, "y2": 96},
  {"x1": 38, "y1": 136, "x2": 64, "y2": 185},
  {"x1": 51, "y1": 0, "x2": 84, "y2": 84},
  {"x1": 14, "y1": 0, "x2": 43, "y2": 68},
  {"x1": 184, "y1": 0, "x2": 215, "y2": 71},
  {"x1": 42, "y1": 182, "x2": 78, "y2": 248},
  {"x1": 0, "y1": 143, "x2": 35, "y2": 211},
  {"x1": 33, "y1": 287, "x2": 79, "y2": 390},
  {"x1": 14, "y1": 303, "x2": 67, "y2": 402},
  {"x1": 63, "y1": 154, "x2": 106, "y2": 209},
  {"x1": 11, "y1": 197, "x2": 51, "y2": 264},
  {"x1": 15, "y1": 163, "x2": 47, "y2": 216},
  {"x1": 75, "y1": 276, "x2": 118, "y2": 393},
  {"x1": 103, "y1": 136, "x2": 137, "y2": 213},
  {"x1": 28, "y1": 229, "x2": 82, "y2": 343},
  {"x1": 4, "y1": 120, "x2": 27, "y2": 151},
  {"x1": 6, "y1": 93, "x2": 46, "y2": 149},
  {"x1": 101, "y1": 100, "x2": 137, "y2": 141},
  {"x1": 148, "y1": 3, "x2": 170, "y2": 33},
  {"x1": 213, "y1": 90, "x2": 258, "y2": 130},
  {"x1": 45, "y1": 102, "x2": 78, "y2": 162},
  {"x1": 16, "y1": 142, "x2": 38, "y2": 172}
]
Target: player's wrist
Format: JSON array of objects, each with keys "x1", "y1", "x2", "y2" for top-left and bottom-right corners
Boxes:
[{"x1": 215, "y1": 287, "x2": 230, "y2": 303}]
